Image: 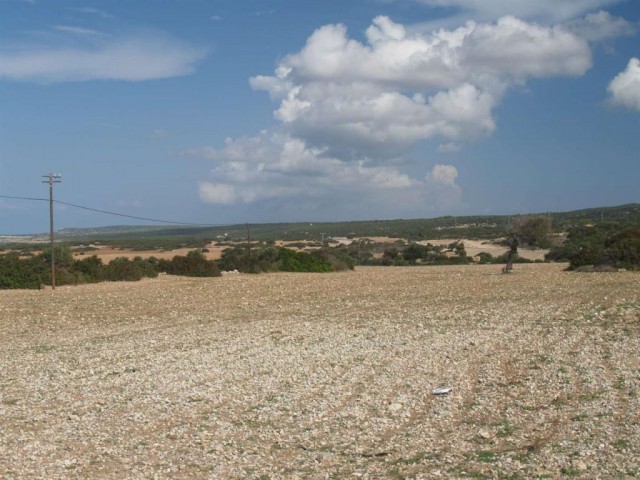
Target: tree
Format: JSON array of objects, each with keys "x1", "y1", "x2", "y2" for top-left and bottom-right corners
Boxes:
[
  {"x1": 512, "y1": 216, "x2": 552, "y2": 248},
  {"x1": 382, "y1": 246, "x2": 399, "y2": 265}
]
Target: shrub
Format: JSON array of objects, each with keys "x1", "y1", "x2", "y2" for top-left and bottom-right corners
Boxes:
[
  {"x1": 0, "y1": 253, "x2": 47, "y2": 289},
  {"x1": 382, "y1": 246, "x2": 399, "y2": 266},
  {"x1": 102, "y1": 257, "x2": 158, "y2": 282},
  {"x1": 74, "y1": 255, "x2": 103, "y2": 283},
  {"x1": 276, "y1": 248, "x2": 333, "y2": 272},
  {"x1": 603, "y1": 228, "x2": 640, "y2": 269},
  {"x1": 547, "y1": 225, "x2": 640, "y2": 270},
  {"x1": 217, "y1": 247, "x2": 261, "y2": 273},
  {"x1": 159, "y1": 250, "x2": 221, "y2": 277},
  {"x1": 216, "y1": 246, "x2": 348, "y2": 273},
  {"x1": 312, "y1": 249, "x2": 354, "y2": 271},
  {"x1": 477, "y1": 252, "x2": 494, "y2": 264}
]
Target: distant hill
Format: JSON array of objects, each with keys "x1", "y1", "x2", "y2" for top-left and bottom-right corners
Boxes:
[{"x1": 3, "y1": 203, "x2": 638, "y2": 249}]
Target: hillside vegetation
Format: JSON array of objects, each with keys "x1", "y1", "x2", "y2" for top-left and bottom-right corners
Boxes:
[{"x1": 1, "y1": 204, "x2": 638, "y2": 288}]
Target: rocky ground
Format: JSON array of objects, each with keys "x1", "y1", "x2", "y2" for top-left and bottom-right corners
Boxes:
[{"x1": 1, "y1": 264, "x2": 638, "y2": 479}]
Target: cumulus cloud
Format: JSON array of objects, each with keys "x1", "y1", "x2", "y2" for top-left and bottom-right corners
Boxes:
[
  {"x1": 428, "y1": 164, "x2": 459, "y2": 185},
  {"x1": 192, "y1": 10, "x2": 626, "y2": 215},
  {"x1": 565, "y1": 11, "x2": 637, "y2": 42},
  {"x1": 251, "y1": 15, "x2": 591, "y2": 157},
  {"x1": 257, "y1": 16, "x2": 590, "y2": 90},
  {"x1": 426, "y1": 164, "x2": 463, "y2": 208},
  {"x1": 187, "y1": 132, "x2": 466, "y2": 217},
  {"x1": 608, "y1": 58, "x2": 640, "y2": 112},
  {"x1": 186, "y1": 132, "x2": 417, "y2": 205},
  {"x1": 0, "y1": 33, "x2": 206, "y2": 82}
]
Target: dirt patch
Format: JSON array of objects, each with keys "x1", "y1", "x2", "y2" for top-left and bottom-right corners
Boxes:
[
  {"x1": 73, "y1": 244, "x2": 225, "y2": 262},
  {"x1": 417, "y1": 238, "x2": 549, "y2": 261}
]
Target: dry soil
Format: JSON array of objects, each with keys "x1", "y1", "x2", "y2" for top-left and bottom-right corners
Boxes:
[{"x1": 1, "y1": 264, "x2": 638, "y2": 479}]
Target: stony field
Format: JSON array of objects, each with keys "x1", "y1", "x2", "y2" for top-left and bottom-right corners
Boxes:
[{"x1": 0, "y1": 264, "x2": 638, "y2": 479}]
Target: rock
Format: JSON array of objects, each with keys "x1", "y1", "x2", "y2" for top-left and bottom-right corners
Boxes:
[{"x1": 389, "y1": 402, "x2": 403, "y2": 411}]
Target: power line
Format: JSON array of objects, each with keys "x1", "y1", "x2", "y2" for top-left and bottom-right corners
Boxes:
[
  {"x1": 54, "y1": 200, "x2": 230, "y2": 226},
  {"x1": 0, "y1": 195, "x2": 48, "y2": 202},
  {"x1": 0, "y1": 194, "x2": 231, "y2": 227}
]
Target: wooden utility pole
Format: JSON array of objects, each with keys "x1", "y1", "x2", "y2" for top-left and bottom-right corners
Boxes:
[
  {"x1": 42, "y1": 173, "x2": 62, "y2": 289},
  {"x1": 246, "y1": 223, "x2": 252, "y2": 257}
]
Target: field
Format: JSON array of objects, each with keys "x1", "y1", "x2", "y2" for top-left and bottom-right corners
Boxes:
[
  {"x1": 65, "y1": 237, "x2": 547, "y2": 263},
  {"x1": 1, "y1": 264, "x2": 638, "y2": 479}
]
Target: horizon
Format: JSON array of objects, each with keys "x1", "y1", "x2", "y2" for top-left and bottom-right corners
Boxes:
[
  {"x1": 1, "y1": 201, "x2": 636, "y2": 237},
  {"x1": 1, "y1": 1, "x2": 639, "y2": 234}
]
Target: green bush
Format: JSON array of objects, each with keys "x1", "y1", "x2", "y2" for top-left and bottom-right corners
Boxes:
[
  {"x1": 217, "y1": 246, "x2": 261, "y2": 273},
  {"x1": 158, "y1": 250, "x2": 221, "y2": 277},
  {"x1": 102, "y1": 257, "x2": 159, "y2": 282},
  {"x1": 547, "y1": 225, "x2": 640, "y2": 270},
  {"x1": 216, "y1": 246, "x2": 348, "y2": 273},
  {"x1": 0, "y1": 252, "x2": 47, "y2": 289},
  {"x1": 276, "y1": 248, "x2": 333, "y2": 272},
  {"x1": 602, "y1": 229, "x2": 640, "y2": 268},
  {"x1": 476, "y1": 252, "x2": 494, "y2": 264}
]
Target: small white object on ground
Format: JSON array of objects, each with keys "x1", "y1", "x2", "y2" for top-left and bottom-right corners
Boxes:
[{"x1": 432, "y1": 387, "x2": 452, "y2": 395}]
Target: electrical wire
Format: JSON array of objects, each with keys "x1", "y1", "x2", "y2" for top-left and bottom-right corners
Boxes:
[
  {"x1": 0, "y1": 195, "x2": 48, "y2": 202},
  {"x1": 0, "y1": 194, "x2": 232, "y2": 227}
]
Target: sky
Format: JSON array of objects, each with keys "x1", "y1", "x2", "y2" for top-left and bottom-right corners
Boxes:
[{"x1": 0, "y1": 0, "x2": 639, "y2": 234}]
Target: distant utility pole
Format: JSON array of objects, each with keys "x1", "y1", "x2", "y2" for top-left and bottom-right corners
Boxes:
[
  {"x1": 321, "y1": 232, "x2": 327, "y2": 249},
  {"x1": 42, "y1": 173, "x2": 62, "y2": 290},
  {"x1": 246, "y1": 223, "x2": 252, "y2": 257}
]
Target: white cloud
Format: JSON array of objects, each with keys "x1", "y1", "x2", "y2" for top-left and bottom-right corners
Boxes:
[
  {"x1": 185, "y1": 132, "x2": 423, "y2": 205},
  {"x1": 192, "y1": 9, "x2": 628, "y2": 215},
  {"x1": 565, "y1": 11, "x2": 636, "y2": 42},
  {"x1": 67, "y1": 7, "x2": 113, "y2": 19},
  {"x1": 198, "y1": 182, "x2": 237, "y2": 205},
  {"x1": 426, "y1": 164, "x2": 463, "y2": 208},
  {"x1": 608, "y1": 58, "x2": 640, "y2": 112},
  {"x1": 52, "y1": 25, "x2": 102, "y2": 36},
  {"x1": 0, "y1": 34, "x2": 206, "y2": 82},
  {"x1": 251, "y1": 16, "x2": 591, "y2": 156},
  {"x1": 427, "y1": 164, "x2": 458, "y2": 185},
  {"x1": 266, "y1": 16, "x2": 590, "y2": 90}
]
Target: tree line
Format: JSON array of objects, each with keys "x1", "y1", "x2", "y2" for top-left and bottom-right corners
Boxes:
[{"x1": 1, "y1": 216, "x2": 638, "y2": 289}]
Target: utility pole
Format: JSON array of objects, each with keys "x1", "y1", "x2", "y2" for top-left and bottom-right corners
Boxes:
[
  {"x1": 42, "y1": 173, "x2": 62, "y2": 290},
  {"x1": 246, "y1": 223, "x2": 252, "y2": 257}
]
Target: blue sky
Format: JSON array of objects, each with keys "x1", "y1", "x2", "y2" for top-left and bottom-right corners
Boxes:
[{"x1": 1, "y1": 0, "x2": 639, "y2": 234}]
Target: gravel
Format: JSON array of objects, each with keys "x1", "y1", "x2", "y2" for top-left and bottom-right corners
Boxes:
[{"x1": 1, "y1": 264, "x2": 638, "y2": 479}]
